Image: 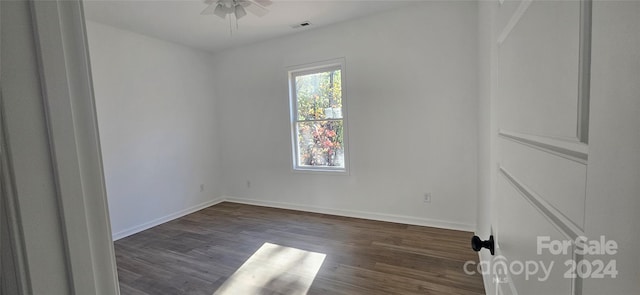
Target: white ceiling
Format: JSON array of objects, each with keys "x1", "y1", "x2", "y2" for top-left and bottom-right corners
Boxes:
[{"x1": 83, "y1": 0, "x2": 416, "y2": 53}]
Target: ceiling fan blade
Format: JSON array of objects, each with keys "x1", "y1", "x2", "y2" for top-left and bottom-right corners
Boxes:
[
  {"x1": 235, "y1": 4, "x2": 247, "y2": 19},
  {"x1": 200, "y1": 4, "x2": 216, "y2": 15},
  {"x1": 253, "y1": 0, "x2": 272, "y2": 7},
  {"x1": 243, "y1": 1, "x2": 269, "y2": 17}
]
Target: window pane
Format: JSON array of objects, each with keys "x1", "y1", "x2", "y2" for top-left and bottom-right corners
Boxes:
[
  {"x1": 296, "y1": 120, "x2": 344, "y2": 168},
  {"x1": 295, "y1": 70, "x2": 342, "y2": 120}
]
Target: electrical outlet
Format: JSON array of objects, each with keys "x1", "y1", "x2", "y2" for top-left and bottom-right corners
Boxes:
[
  {"x1": 247, "y1": 180, "x2": 251, "y2": 188},
  {"x1": 200, "y1": 184, "x2": 204, "y2": 192},
  {"x1": 424, "y1": 193, "x2": 432, "y2": 203}
]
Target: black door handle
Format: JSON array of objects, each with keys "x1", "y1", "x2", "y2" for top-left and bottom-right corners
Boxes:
[{"x1": 471, "y1": 235, "x2": 494, "y2": 255}]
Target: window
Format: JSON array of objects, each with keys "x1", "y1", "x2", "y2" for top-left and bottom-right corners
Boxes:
[{"x1": 288, "y1": 59, "x2": 348, "y2": 173}]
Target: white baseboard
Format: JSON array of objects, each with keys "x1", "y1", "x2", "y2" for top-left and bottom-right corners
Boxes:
[
  {"x1": 112, "y1": 197, "x2": 225, "y2": 240},
  {"x1": 223, "y1": 196, "x2": 475, "y2": 232},
  {"x1": 113, "y1": 196, "x2": 475, "y2": 241}
]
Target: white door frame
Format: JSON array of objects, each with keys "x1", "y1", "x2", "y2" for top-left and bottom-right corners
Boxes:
[{"x1": 1, "y1": 0, "x2": 119, "y2": 293}]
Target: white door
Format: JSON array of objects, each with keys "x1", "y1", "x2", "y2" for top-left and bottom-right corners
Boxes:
[{"x1": 492, "y1": 0, "x2": 591, "y2": 294}]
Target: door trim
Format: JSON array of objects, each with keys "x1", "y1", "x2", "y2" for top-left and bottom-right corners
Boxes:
[
  {"x1": 0, "y1": 86, "x2": 31, "y2": 295},
  {"x1": 28, "y1": 0, "x2": 119, "y2": 293},
  {"x1": 499, "y1": 130, "x2": 588, "y2": 164},
  {"x1": 576, "y1": 0, "x2": 592, "y2": 143}
]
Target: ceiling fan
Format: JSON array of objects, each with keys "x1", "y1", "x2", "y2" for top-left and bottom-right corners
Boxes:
[{"x1": 201, "y1": 0, "x2": 272, "y2": 20}]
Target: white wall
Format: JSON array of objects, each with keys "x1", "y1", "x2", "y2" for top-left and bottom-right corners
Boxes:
[
  {"x1": 86, "y1": 22, "x2": 222, "y2": 238},
  {"x1": 212, "y1": 2, "x2": 479, "y2": 230}
]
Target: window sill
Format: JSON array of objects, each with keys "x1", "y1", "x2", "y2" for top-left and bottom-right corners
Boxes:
[{"x1": 292, "y1": 167, "x2": 349, "y2": 176}]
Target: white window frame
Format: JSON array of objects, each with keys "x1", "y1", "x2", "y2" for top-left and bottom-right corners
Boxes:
[{"x1": 287, "y1": 58, "x2": 349, "y2": 174}]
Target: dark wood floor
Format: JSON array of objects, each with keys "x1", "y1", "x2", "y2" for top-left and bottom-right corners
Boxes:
[{"x1": 114, "y1": 202, "x2": 485, "y2": 295}]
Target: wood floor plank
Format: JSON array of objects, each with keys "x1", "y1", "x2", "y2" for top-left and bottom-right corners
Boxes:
[{"x1": 115, "y1": 202, "x2": 484, "y2": 294}]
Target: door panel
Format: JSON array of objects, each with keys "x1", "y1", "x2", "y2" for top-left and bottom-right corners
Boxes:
[
  {"x1": 498, "y1": 1, "x2": 580, "y2": 139},
  {"x1": 500, "y1": 139, "x2": 586, "y2": 229},
  {"x1": 496, "y1": 175, "x2": 574, "y2": 295},
  {"x1": 492, "y1": 0, "x2": 591, "y2": 294}
]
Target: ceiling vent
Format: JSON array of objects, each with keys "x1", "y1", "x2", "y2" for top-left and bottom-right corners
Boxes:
[{"x1": 291, "y1": 21, "x2": 312, "y2": 29}]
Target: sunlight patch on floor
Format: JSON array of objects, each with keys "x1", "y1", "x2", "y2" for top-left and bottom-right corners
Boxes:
[{"x1": 213, "y1": 242, "x2": 327, "y2": 295}]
